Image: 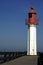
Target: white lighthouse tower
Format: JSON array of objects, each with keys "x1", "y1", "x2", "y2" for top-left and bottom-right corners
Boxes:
[{"x1": 26, "y1": 6, "x2": 38, "y2": 55}]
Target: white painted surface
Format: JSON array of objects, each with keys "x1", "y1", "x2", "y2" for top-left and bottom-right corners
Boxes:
[
  {"x1": 27, "y1": 26, "x2": 30, "y2": 55},
  {"x1": 30, "y1": 25, "x2": 37, "y2": 55}
]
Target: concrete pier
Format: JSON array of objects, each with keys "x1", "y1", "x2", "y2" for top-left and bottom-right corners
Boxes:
[{"x1": 0, "y1": 56, "x2": 38, "y2": 65}]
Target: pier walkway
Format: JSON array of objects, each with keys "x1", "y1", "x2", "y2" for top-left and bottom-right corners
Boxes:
[{"x1": 0, "y1": 56, "x2": 38, "y2": 65}]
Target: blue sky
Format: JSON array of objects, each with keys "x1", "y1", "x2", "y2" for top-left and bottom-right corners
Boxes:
[{"x1": 0, "y1": 0, "x2": 43, "y2": 52}]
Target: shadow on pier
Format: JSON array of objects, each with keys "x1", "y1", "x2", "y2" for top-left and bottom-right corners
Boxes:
[{"x1": 38, "y1": 52, "x2": 43, "y2": 65}]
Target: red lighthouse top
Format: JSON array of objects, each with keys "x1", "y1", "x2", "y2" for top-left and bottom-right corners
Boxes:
[{"x1": 26, "y1": 6, "x2": 38, "y2": 25}]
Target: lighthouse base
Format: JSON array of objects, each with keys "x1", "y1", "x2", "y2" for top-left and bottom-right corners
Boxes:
[{"x1": 30, "y1": 25, "x2": 37, "y2": 55}]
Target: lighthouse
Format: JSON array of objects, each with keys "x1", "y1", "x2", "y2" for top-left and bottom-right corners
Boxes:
[{"x1": 26, "y1": 6, "x2": 38, "y2": 55}]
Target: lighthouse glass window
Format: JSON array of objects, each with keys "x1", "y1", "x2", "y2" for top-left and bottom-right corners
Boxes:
[{"x1": 29, "y1": 13, "x2": 32, "y2": 18}]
